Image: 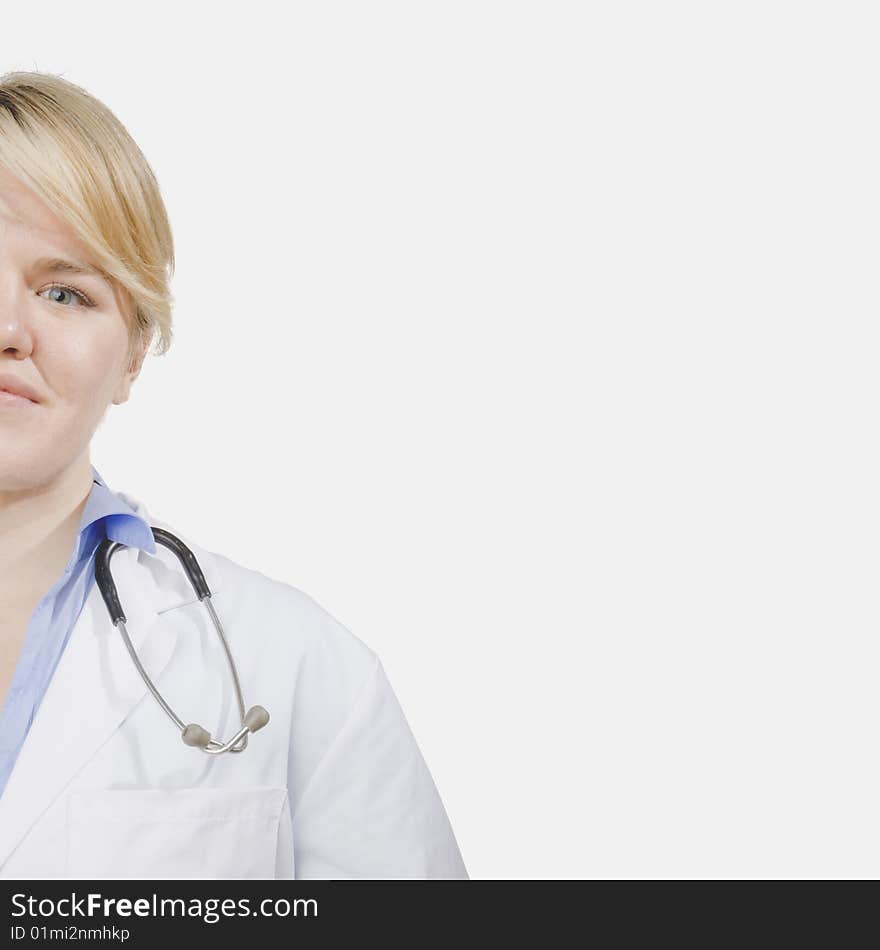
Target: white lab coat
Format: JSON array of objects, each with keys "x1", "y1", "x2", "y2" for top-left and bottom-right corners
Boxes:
[{"x1": 0, "y1": 491, "x2": 468, "y2": 880}]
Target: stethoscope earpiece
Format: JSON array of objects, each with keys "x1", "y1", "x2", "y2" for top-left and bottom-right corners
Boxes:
[
  {"x1": 181, "y1": 706, "x2": 271, "y2": 753},
  {"x1": 181, "y1": 723, "x2": 212, "y2": 748}
]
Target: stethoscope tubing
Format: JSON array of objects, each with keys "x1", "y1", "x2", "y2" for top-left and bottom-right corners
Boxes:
[{"x1": 94, "y1": 527, "x2": 269, "y2": 754}]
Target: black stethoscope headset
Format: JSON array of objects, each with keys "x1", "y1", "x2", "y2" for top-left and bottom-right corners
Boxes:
[{"x1": 94, "y1": 527, "x2": 270, "y2": 755}]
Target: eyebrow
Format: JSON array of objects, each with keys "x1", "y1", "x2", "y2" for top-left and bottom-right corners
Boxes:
[{"x1": 34, "y1": 256, "x2": 108, "y2": 280}]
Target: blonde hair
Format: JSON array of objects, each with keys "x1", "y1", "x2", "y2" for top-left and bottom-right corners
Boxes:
[{"x1": 0, "y1": 70, "x2": 174, "y2": 358}]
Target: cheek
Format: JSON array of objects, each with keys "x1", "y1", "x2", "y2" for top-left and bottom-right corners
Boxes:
[{"x1": 42, "y1": 329, "x2": 127, "y2": 408}]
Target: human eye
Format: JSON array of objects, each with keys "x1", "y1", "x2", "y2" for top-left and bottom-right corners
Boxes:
[{"x1": 39, "y1": 283, "x2": 97, "y2": 308}]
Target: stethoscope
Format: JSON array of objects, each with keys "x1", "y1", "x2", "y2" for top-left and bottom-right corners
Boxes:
[{"x1": 94, "y1": 527, "x2": 270, "y2": 755}]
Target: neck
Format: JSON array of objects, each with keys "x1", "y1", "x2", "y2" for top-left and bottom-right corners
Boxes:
[{"x1": 0, "y1": 453, "x2": 94, "y2": 613}]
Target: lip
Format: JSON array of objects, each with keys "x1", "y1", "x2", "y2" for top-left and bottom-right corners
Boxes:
[
  {"x1": 0, "y1": 389, "x2": 38, "y2": 408},
  {"x1": 0, "y1": 373, "x2": 41, "y2": 403}
]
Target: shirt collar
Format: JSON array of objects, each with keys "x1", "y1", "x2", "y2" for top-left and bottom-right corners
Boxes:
[{"x1": 78, "y1": 464, "x2": 157, "y2": 558}]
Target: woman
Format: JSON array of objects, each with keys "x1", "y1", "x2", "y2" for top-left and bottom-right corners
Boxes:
[{"x1": 0, "y1": 71, "x2": 467, "y2": 880}]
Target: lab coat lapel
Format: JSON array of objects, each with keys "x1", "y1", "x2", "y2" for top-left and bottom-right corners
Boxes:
[{"x1": 0, "y1": 493, "x2": 209, "y2": 871}]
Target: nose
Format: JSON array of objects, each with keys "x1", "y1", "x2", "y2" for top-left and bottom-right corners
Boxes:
[
  {"x1": 0, "y1": 271, "x2": 35, "y2": 360},
  {"x1": 0, "y1": 317, "x2": 34, "y2": 359}
]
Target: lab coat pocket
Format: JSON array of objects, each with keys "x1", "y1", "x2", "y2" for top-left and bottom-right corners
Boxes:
[{"x1": 65, "y1": 787, "x2": 288, "y2": 880}]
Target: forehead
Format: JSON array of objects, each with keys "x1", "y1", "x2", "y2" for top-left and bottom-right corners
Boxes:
[
  {"x1": 0, "y1": 179, "x2": 21, "y2": 223},
  {"x1": 0, "y1": 164, "x2": 87, "y2": 256}
]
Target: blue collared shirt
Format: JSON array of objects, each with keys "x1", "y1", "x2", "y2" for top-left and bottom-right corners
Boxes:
[{"x1": 0, "y1": 465, "x2": 155, "y2": 798}]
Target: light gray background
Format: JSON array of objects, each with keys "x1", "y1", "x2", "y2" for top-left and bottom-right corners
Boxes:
[{"x1": 4, "y1": 1, "x2": 878, "y2": 878}]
